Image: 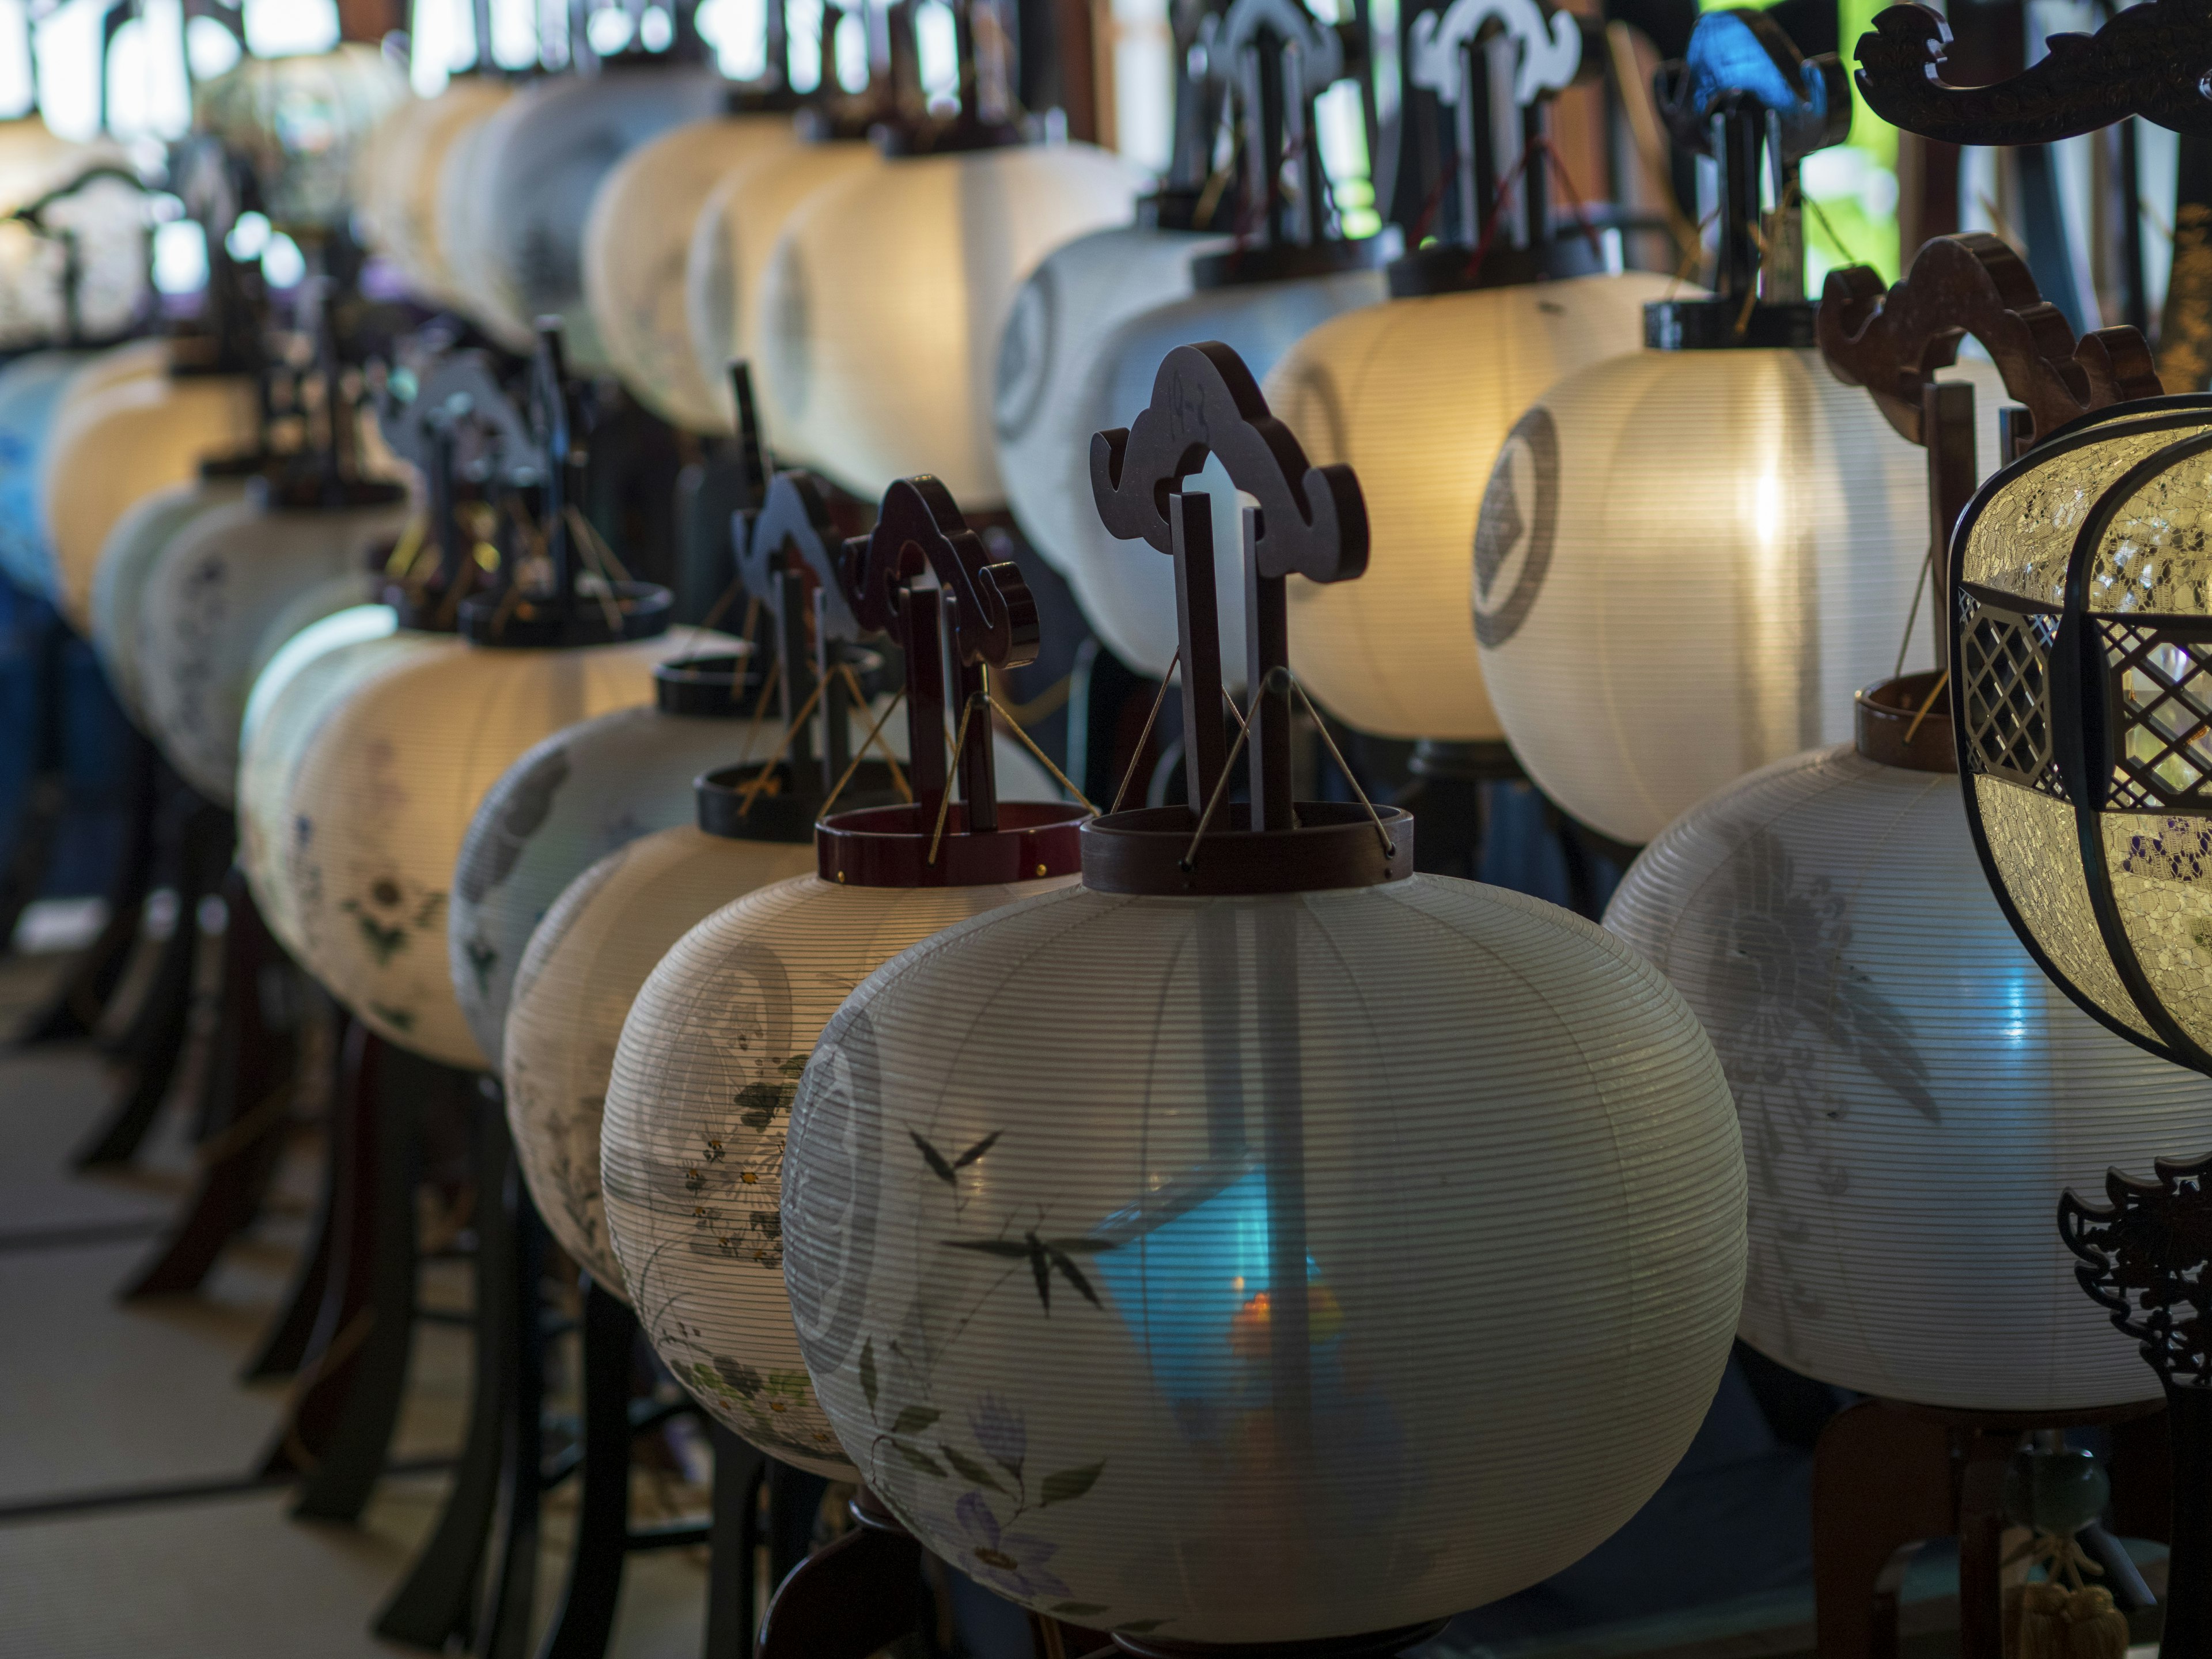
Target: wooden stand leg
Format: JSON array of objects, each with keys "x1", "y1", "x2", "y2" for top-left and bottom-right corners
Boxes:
[
  {"x1": 756, "y1": 1495, "x2": 926, "y2": 1659},
  {"x1": 540, "y1": 1281, "x2": 641, "y2": 1659},
  {"x1": 1813, "y1": 1402, "x2": 1960, "y2": 1659},
  {"x1": 121, "y1": 869, "x2": 301, "y2": 1298},
  {"x1": 475, "y1": 1188, "x2": 550, "y2": 1659},
  {"x1": 704, "y1": 1429, "x2": 767, "y2": 1658},
  {"x1": 242, "y1": 1005, "x2": 351, "y2": 1381},
  {"x1": 72, "y1": 799, "x2": 229, "y2": 1168},
  {"x1": 376, "y1": 1084, "x2": 516, "y2": 1650},
  {"x1": 19, "y1": 725, "x2": 159, "y2": 1045}
]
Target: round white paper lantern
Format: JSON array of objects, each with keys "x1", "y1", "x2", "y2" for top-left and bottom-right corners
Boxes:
[
  {"x1": 433, "y1": 103, "x2": 535, "y2": 349},
  {"x1": 463, "y1": 65, "x2": 729, "y2": 374},
  {"x1": 1264, "y1": 272, "x2": 1676, "y2": 741},
  {"x1": 280, "y1": 624, "x2": 724, "y2": 1068},
  {"x1": 583, "y1": 113, "x2": 796, "y2": 433},
  {"x1": 1062, "y1": 268, "x2": 1385, "y2": 680},
  {"x1": 0, "y1": 119, "x2": 145, "y2": 351},
  {"x1": 448, "y1": 653, "x2": 761, "y2": 1070},
  {"x1": 137, "y1": 481, "x2": 411, "y2": 804},
  {"x1": 601, "y1": 861, "x2": 1078, "y2": 1476},
  {"x1": 0, "y1": 350, "x2": 94, "y2": 592},
  {"x1": 780, "y1": 870, "x2": 1745, "y2": 1641},
  {"x1": 503, "y1": 802, "x2": 820, "y2": 1296},
  {"x1": 366, "y1": 77, "x2": 512, "y2": 305},
  {"x1": 40, "y1": 367, "x2": 260, "y2": 630},
  {"x1": 682, "y1": 138, "x2": 876, "y2": 442},
  {"x1": 993, "y1": 225, "x2": 1224, "y2": 580},
  {"x1": 1604, "y1": 685, "x2": 2212, "y2": 1411},
  {"x1": 1472, "y1": 349, "x2": 2006, "y2": 845},
  {"x1": 756, "y1": 143, "x2": 1141, "y2": 503},
  {"x1": 91, "y1": 474, "x2": 252, "y2": 725},
  {"x1": 194, "y1": 44, "x2": 406, "y2": 232},
  {"x1": 238, "y1": 607, "x2": 422, "y2": 963}
]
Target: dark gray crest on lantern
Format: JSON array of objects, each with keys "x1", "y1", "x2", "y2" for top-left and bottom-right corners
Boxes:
[{"x1": 1854, "y1": 1, "x2": 2212, "y2": 147}]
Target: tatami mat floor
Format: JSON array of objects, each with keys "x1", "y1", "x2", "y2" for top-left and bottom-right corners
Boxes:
[{"x1": 0, "y1": 952, "x2": 710, "y2": 1658}]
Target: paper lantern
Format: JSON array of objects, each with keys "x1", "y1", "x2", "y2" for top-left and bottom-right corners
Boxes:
[
  {"x1": 779, "y1": 343, "x2": 1744, "y2": 1645},
  {"x1": 449, "y1": 653, "x2": 766, "y2": 1070},
  {"x1": 137, "y1": 480, "x2": 410, "y2": 804},
  {"x1": 238, "y1": 607, "x2": 424, "y2": 963},
  {"x1": 1061, "y1": 270, "x2": 1385, "y2": 683},
  {"x1": 993, "y1": 225, "x2": 1224, "y2": 579},
  {"x1": 584, "y1": 114, "x2": 796, "y2": 433},
  {"x1": 0, "y1": 350, "x2": 94, "y2": 592},
  {"x1": 39, "y1": 367, "x2": 260, "y2": 630},
  {"x1": 0, "y1": 119, "x2": 145, "y2": 350},
  {"x1": 278, "y1": 612, "x2": 725, "y2": 1066},
  {"x1": 463, "y1": 65, "x2": 729, "y2": 374},
  {"x1": 433, "y1": 104, "x2": 535, "y2": 350},
  {"x1": 1951, "y1": 395, "x2": 2212, "y2": 1066},
  {"x1": 1605, "y1": 675, "x2": 2212, "y2": 1410},
  {"x1": 1265, "y1": 274, "x2": 1675, "y2": 741},
  {"x1": 193, "y1": 44, "x2": 407, "y2": 232},
  {"x1": 90, "y1": 475, "x2": 251, "y2": 725},
  {"x1": 599, "y1": 472, "x2": 1085, "y2": 1476},
  {"x1": 1474, "y1": 349, "x2": 2005, "y2": 845},
  {"x1": 756, "y1": 143, "x2": 1140, "y2": 502},
  {"x1": 363, "y1": 77, "x2": 512, "y2": 305},
  {"x1": 683, "y1": 138, "x2": 876, "y2": 441},
  {"x1": 504, "y1": 778, "x2": 825, "y2": 1297}
]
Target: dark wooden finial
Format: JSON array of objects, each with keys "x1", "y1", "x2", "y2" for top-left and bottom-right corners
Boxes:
[
  {"x1": 741, "y1": 471, "x2": 860, "y2": 643},
  {"x1": 1654, "y1": 7, "x2": 1848, "y2": 161},
  {"x1": 1091, "y1": 340, "x2": 1365, "y2": 830},
  {"x1": 838, "y1": 475, "x2": 1040, "y2": 834},
  {"x1": 1819, "y1": 232, "x2": 2162, "y2": 448},
  {"x1": 1090, "y1": 341, "x2": 1366, "y2": 585},
  {"x1": 1855, "y1": 2, "x2": 2212, "y2": 147}
]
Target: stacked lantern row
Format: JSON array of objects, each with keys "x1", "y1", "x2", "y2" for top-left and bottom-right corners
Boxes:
[{"x1": 7, "y1": 5, "x2": 2207, "y2": 1650}]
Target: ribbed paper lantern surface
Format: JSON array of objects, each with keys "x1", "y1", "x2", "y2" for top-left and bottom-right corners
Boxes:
[
  {"x1": 137, "y1": 483, "x2": 410, "y2": 804},
  {"x1": 237, "y1": 608, "x2": 421, "y2": 963},
  {"x1": 1474, "y1": 349, "x2": 2004, "y2": 844},
  {"x1": 279, "y1": 628, "x2": 712, "y2": 1067},
  {"x1": 1604, "y1": 684, "x2": 2212, "y2": 1411},
  {"x1": 993, "y1": 225, "x2": 1223, "y2": 579},
  {"x1": 683, "y1": 139, "x2": 876, "y2": 441},
  {"x1": 506, "y1": 815, "x2": 820, "y2": 1296},
  {"x1": 0, "y1": 121, "x2": 143, "y2": 349},
  {"x1": 1064, "y1": 269, "x2": 1385, "y2": 680},
  {"x1": 757, "y1": 144, "x2": 1140, "y2": 501},
  {"x1": 0, "y1": 350, "x2": 92, "y2": 591},
  {"x1": 1950, "y1": 396, "x2": 2212, "y2": 1067},
  {"x1": 194, "y1": 45, "x2": 406, "y2": 231},
  {"x1": 434, "y1": 105, "x2": 534, "y2": 350},
  {"x1": 92, "y1": 476, "x2": 249, "y2": 725},
  {"x1": 465, "y1": 66, "x2": 728, "y2": 375},
  {"x1": 40, "y1": 369, "x2": 260, "y2": 630},
  {"x1": 1266, "y1": 273, "x2": 1674, "y2": 741},
  {"x1": 449, "y1": 654, "x2": 756, "y2": 1069},
  {"x1": 782, "y1": 873, "x2": 1744, "y2": 1641},
  {"x1": 602, "y1": 869, "x2": 1074, "y2": 1474},
  {"x1": 584, "y1": 115, "x2": 796, "y2": 433},
  {"x1": 367, "y1": 77, "x2": 511, "y2": 304}
]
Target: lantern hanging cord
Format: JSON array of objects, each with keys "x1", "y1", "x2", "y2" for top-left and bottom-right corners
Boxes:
[
  {"x1": 1108, "y1": 647, "x2": 1181, "y2": 814},
  {"x1": 1892, "y1": 542, "x2": 1934, "y2": 679},
  {"x1": 839, "y1": 663, "x2": 912, "y2": 802},
  {"x1": 983, "y1": 688, "x2": 1097, "y2": 813},
  {"x1": 1459, "y1": 134, "x2": 1607, "y2": 285},
  {"x1": 563, "y1": 505, "x2": 628, "y2": 635},
  {"x1": 734, "y1": 671, "x2": 831, "y2": 815},
  {"x1": 1179, "y1": 666, "x2": 1394, "y2": 872},
  {"x1": 925, "y1": 693, "x2": 984, "y2": 866},
  {"x1": 816, "y1": 683, "x2": 911, "y2": 821},
  {"x1": 1903, "y1": 669, "x2": 1949, "y2": 744}
]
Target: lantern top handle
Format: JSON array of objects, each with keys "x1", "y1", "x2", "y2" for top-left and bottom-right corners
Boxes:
[
  {"x1": 1855, "y1": 1, "x2": 2212, "y2": 148},
  {"x1": 840, "y1": 475, "x2": 1040, "y2": 672},
  {"x1": 1820, "y1": 232, "x2": 2162, "y2": 449},
  {"x1": 1655, "y1": 7, "x2": 1846, "y2": 164},
  {"x1": 1090, "y1": 340, "x2": 1367, "y2": 586}
]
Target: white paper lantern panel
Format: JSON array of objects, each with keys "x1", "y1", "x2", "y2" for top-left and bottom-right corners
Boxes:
[
  {"x1": 138, "y1": 487, "x2": 410, "y2": 804},
  {"x1": 92, "y1": 477, "x2": 251, "y2": 729},
  {"x1": 756, "y1": 143, "x2": 1142, "y2": 503},
  {"x1": 1605, "y1": 737, "x2": 2212, "y2": 1411},
  {"x1": 505, "y1": 823, "x2": 818, "y2": 1296},
  {"x1": 600, "y1": 868, "x2": 1075, "y2": 1478},
  {"x1": 1264, "y1": 273, "x2": 1676, "y2": 742},
  {"x1": 1472, "y1": 351, "x2": 2005, "y2": 846},
  {"x1": 583, "y1": 114, "x2": 796, "y2": 433},
  {"x1": 781, "y1": 875, "x2": 1746, "y2": 1643}
]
